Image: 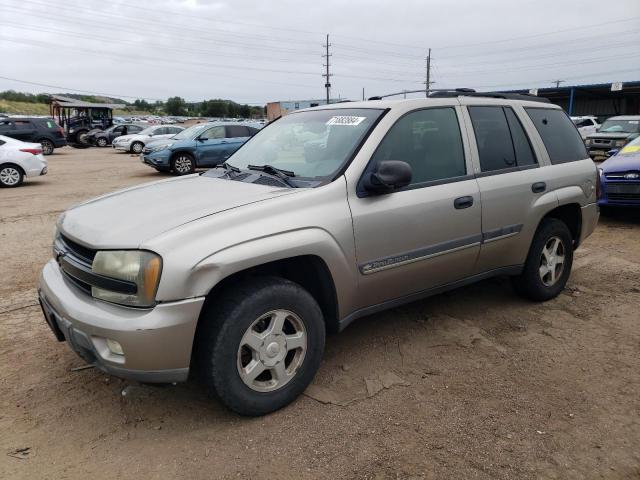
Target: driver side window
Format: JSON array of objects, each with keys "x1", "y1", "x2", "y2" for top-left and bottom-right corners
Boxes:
[
  {"x1": 200, "y1": 126, "x2": 225, "y2": 140},
  {"x1": 370, "y1": 108, "x2": 467, "y2": 186}
]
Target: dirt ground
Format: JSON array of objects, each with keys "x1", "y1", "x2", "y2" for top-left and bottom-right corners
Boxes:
[{"x1": 1, "y1": 147, "x2": 639, "y2": 480}]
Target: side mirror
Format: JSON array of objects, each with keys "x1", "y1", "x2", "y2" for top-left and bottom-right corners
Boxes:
[{"x1": 363, "y1": 160, "x2": 412, "y2": 194}]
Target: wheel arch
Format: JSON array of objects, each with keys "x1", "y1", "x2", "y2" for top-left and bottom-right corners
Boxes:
[
  {"x1": 0, "y1": 162, "x2": 25, "y2": 175},
  {"x1": 538, "y1": 202, "x2": 582, "y2": 248},
  {"x1": 198, "y1": 254, "x2": 340, "y2": 334}
]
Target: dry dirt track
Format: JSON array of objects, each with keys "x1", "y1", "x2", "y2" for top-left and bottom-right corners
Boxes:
[{"x1": 1, "y1": 147, "x2": 639, "y2": 479}]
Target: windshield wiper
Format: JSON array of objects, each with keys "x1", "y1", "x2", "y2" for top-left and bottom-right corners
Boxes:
[{"x1": 247, "y1": 164, "x2": 296, "y2": 187}]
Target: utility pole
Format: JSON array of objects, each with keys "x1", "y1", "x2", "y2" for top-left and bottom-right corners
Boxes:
[
  {"x1": 424, "y1": 48, "x2": 433, "y2": 97},
  {"x1": 322, "y1": 34, "x2": 332, "y2": 104},
  {"x1": 362, "y1": 87, "x2": 365, "y2": 101},
  {"x1": 552, "y1": 79, "x2": 565, "y2": 88}
]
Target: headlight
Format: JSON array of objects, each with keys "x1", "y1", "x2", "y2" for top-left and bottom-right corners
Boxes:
[
  {"x1": 614, "y1": 140, "x2": 626, "y2": 147},
  {"x1": 151, "y1": 143, "x2": 172, "y2": 152},
  {"x1": 91, "y1": 250, "x2": 162, "y2": 307},
  {"x1": 585, "y1": 139, "x2": 592, "y2": 146}
]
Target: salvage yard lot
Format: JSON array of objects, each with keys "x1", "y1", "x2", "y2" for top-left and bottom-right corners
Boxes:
[{"x1": 1, "y1": 147, "x2": 639, "y2": 479}]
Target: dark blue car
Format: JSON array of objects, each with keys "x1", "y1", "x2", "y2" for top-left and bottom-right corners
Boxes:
[
  {"x1": 598, "y1": 136, "x2": 640, "y2": 207},
  {"x1": 141, "y1": 122, "x2": 260, "y2": 175}
]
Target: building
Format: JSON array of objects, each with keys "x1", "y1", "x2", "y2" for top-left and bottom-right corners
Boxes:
[
  {"x1": 507, "y1": 81, "x2": 640, "y2": 119},
  {"x1": 266, "y1": 98, "x2": 341, "y2": 121}
]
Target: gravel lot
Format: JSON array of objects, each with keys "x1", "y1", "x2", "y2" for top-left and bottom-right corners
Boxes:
[{"x1": 1, "y1": 147, "x2": 639, "y2": 479}]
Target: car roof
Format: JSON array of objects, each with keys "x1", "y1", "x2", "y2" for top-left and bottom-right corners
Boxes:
[{"x1": 295, "y1": 96, "x2": 560, "y2": 113}]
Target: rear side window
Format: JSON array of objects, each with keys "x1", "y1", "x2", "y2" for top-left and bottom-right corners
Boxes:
[
  {"x1": 370, "y1": 107, "x2": 466, "y2": 185},
  {"x1": 504, "y1": 108, "x2": 536, "y2": 166},
  {"x1": 469, "y1": 106, "x2": 537, "y2": 172},
  {"x1": 14, "y1": 121, "x2": 33, "y2": 130},
  {"x1": 129, "y1": 125, "x2": 143, "y2": 133},
  {"x1": 226, "y1": 125, "x2": 250, "y2": 138},
  {"x1": 525, "y1": 108, "x2": 587, "y2": 164},
  {"x1": 469, "y1": 107, "x2": 515, "y2": 172}
]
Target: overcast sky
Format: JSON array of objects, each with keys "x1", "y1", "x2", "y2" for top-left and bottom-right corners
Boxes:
[{"x1": 1, "y1": 0, "x2": 639, "y2": 105}]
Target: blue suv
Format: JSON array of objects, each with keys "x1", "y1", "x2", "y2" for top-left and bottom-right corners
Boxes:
[{"x1": 141, "y1": 122, "x2": 260, "y2": 175}]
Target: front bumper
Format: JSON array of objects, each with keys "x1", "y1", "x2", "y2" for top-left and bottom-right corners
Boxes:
[
  {"x1": 113, "y1": 143, "x2": 131, "y2": 151},
  {"x1": 141, "y1": 149, "x2": 172, "y2": 169},
  {"x1": 598, "y1": 180, "x2": 640, "y2": 207},
  {"x1": 39, "y1": 259, "x2": 205, "y2": 383}
]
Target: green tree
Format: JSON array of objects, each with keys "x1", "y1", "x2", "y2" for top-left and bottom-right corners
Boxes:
[{"x1": 165, "y1": 96, "x2": 187, "y2": 116}]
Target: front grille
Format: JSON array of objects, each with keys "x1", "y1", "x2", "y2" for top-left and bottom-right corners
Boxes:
[
  {"x1": 593, "y1": 139, "x2": 613, "y2": 146},
  {"x1": 62, "y1": 270, "x2": 92, "y2": 294},
  {"x1": 60, "y1": 234, "x2": 96, "y2": 265},
  {"x1": 606, "y1": 182, "x2": 640, "y2": 201},
  {"x1": 605, "y1": 171, "x2": 640, "y2": 180}
]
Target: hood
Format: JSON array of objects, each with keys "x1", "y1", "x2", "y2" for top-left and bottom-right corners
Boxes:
[
  {"x1": 60, "y1": 175, "x2": 295, "y2": 248},
  {"x1": 588, "y1": 132, "x2": 634, "y2": 140},
  {"x1": 601, "y1": 152, "x2": 640, "y2": 173}
]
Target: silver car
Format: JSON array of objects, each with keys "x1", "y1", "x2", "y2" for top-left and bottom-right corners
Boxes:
[
  {"x1": 39, "y1": 92, "x2": 598, "y2": 415},
  {"x1": 112, "y1": 125, "x2": 185, "y2": 154}
]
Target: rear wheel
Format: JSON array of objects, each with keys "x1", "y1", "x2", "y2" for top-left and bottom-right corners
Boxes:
[
  {"x1": 96, "y1": 137, "x2": 108, "y2": 147},
  {"x1": 196, "y1": 277, "x2": 325, "y2": 416},
  {"x1": 512, "y1": 218, "x2": 573, "y2": 301},
  {"x1": 0, "y1": 164, "x2": 24, "y2": 187},
  {"x1": 39, "y1": 139, "x2": 54, "y2": 155},
  {"x1": 171, "y1": 153, "x2": 195, "y2": 175}
]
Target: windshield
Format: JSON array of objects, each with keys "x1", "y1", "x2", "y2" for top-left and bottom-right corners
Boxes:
[
  {"x1": 598, "y1": 119, "x2": 640, "y2": 134},
  {"x1": 171, "y1": 123, "x2": 213, "y2": 140},
  {"x1": 224, "y1": 108, "x2": 384, "y2": 179},
  {"x1": 619, "y1": 135, "x2": 640, "y2": 155}
]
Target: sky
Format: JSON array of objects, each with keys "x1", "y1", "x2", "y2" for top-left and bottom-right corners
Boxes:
[{"x1": 1, "y1": 0, "x2": 639, "y2": 105}]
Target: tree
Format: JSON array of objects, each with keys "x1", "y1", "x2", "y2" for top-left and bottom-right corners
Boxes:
[{"x1": 165, "y1": 96, "x2": 187, "y2": 116}]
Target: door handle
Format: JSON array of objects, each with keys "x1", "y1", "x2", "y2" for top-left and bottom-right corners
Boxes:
[
  {"x1": 531, "y1": 182, "x2": 547, "y2": 193},
  {"x1": 454, "y1": 196, "x2": 474, "y2": 209}
]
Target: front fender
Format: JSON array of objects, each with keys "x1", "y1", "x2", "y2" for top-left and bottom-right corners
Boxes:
[{"x1": 187, "y1": 227, "x2": 357, "y2": 318}]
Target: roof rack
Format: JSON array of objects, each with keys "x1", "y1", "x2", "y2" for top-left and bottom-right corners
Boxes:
[
  {"x1": 428, "y1": 90, "x2": 550, "y2": 103},
  {"x1": 367, "y1": 88, "x2": 550, "y2": 104},
  {"x1": 368, "y1": 88, "x2": 475, "y2": 100}
]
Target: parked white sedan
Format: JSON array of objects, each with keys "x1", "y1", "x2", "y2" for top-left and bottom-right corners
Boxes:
[
  {"x1": 112, "y1": 125, "x2": 184, "y2": 154},
  {"x1": 0, "y1": 135, "x2": 47, "y2": 187}
]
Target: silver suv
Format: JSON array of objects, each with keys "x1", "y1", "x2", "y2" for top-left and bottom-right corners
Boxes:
[{"x1": 39, "y1": 92, "x2": 599, "y2": 415}]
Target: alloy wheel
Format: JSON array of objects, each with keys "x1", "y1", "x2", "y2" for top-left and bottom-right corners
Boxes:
[
  {"x1": 174, "y1": 156, "x2": 193, "y2": 174},
  {"x1": 237, "y1": 309, "x2": 307, "y2": 393},
  {"x1": 539, "y1": 236, "x2": 566, "y2": 287},
  {"x1": 0, "y1": 167, "x2": 21, "y2": 186}
]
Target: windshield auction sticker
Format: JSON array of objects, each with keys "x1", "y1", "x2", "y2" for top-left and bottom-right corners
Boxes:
[{"x1": 326, "y1": 116, "x2": 367, "y2": 126}]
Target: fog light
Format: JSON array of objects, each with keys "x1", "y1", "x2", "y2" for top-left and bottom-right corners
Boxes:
[{"x1": 106, "y1": 339, "x2": 124, "y2": 356}]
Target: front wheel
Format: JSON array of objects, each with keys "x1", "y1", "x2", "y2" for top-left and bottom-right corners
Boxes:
[
  {"x1": 171, "y1": 153, "x2": 195, "y2": 175},
  {"x1": 196, "y1": 277, "x2": 325, "y2": 416},
  {"x1": 512, "y1": 218, "x2": 574, "y2": 301},
  {"x1": 96, "y1": 137, "x2": 108, "y2": 147}
]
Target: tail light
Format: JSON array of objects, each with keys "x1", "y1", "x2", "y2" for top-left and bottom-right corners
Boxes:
[
  {"x1": 58, "y1": 126, "x2": 65, "y2": 137},
  {"x1": 20, "y1": 148, "x2": 43, "y2": 155}
]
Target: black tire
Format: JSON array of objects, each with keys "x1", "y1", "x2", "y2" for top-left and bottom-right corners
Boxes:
[
  {"x1": 74, "y1": 129, "x2": 90, "y2": 146},
  {"x1": 196, "y1": 276, "x2": 325, "y2": 416},
  {"x1": 39, "y1": 138, "x2": 54, "y2": 155},
  {"x1": 131, "y1": 141, "x2": 144, "y2": 154},
  {"x1": 511, "y1": 218, "x2": 574, "y2": 301},
  {"x1": 171, "y1": 152, "x2": 195, "y2": 175},
  {"x1": 0, "y1": 164, "x2": 24, "y2": 187},
  {"x1": 96, "y1": 137, "x2": 108, "y2": 147}
]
